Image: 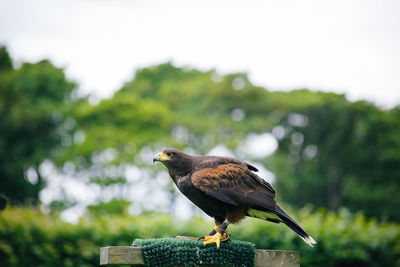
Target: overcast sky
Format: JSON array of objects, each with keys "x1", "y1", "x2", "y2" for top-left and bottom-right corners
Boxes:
[{"x1": 1, "y1": 0, "x2": 399, "y2": 108}]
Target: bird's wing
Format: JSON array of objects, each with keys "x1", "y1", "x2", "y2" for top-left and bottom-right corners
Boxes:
[{"x1": 191, "y1": 162, "x2": 276, "y2": 211}]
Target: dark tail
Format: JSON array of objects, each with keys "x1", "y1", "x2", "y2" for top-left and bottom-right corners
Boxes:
[{"x1": 274, "y1": 205, "x2": 316, "y2": 247}]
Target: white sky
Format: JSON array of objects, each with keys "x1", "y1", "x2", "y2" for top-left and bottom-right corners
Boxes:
[{"x1": 1, "y1": 0, "x2": 400, "y2": 108}]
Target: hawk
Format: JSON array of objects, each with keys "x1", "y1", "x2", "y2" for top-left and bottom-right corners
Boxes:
[{"x1": 153, "y1": 148, "x2": 316, "y2": 248}]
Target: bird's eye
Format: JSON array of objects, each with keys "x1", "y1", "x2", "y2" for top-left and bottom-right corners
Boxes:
[{"x1": 167, "y1": 152, "x2": 174, "y2": 157}]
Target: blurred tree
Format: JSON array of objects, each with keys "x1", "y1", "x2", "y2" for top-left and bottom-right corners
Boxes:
[
  {"x1": 117, "y1": 63, "x2": 274, "y2": 153},
  {"x1": 0, "y1": 46, "x2": 77, "y2": 204},
  {"x1": 269, "y1": 91, "x2": 400, "y2": 221},
  {"x1": 0, "y1": 46, "x2": 13, "y2": 71},
  {"x1": 2, "y1": 49, "x2": 399, "y2": 221},
  {"x1": 62, "y1": 63, "x2": 400, "y2": 221},
  {"x1": 87, "y1": 199, "x2": 132, "y2": 218},
  {"x1": 56, "y1": 63, "x2": 278, "y2": 213}
]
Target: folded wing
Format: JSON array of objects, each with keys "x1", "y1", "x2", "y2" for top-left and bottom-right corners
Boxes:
[{"x1": 191, "y1": 162, "x2": 277, "y2": 211}]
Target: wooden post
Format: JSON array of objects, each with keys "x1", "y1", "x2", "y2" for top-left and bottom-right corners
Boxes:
[{"x1": 100, "y1": 246, "x2": 300, "y2": 267}]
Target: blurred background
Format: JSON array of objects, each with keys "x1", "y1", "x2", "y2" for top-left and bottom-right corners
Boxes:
[{"x1": 1, "y1": 0, "x2": 400, "y2": 266}]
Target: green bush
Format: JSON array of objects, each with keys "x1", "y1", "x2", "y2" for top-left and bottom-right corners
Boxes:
[{"x1": 0, "y1": 207, "x2": 399, "y2": 266}]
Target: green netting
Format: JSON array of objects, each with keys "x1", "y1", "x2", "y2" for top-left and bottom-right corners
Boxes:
[{"x1": 132, "y1": 238, "x2": 255, "y2": 267}]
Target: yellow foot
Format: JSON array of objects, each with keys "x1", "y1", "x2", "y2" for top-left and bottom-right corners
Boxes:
[{"x1": 202, "y1": 232, "x2": 229, "y2": 248}]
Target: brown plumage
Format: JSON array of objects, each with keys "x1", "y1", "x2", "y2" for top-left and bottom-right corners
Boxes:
[{"x1": 153, "y1": 148, "x2": 316, "y2": 247}]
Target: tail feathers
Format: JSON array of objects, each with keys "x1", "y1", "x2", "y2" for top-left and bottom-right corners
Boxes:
[
  {"x1": 300, "y1": 235, "x2": 317, "y2": 247},
  {"x1": 274, "y1": 205, "x2": 317, "y2": 247}
]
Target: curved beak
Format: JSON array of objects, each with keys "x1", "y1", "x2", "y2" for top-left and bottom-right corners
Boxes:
[
  {"x1": 153, "y1": 152, "x2": 169, "y2": 163},
  {"x1": 153, "y1": 155, "x2": 160, "y2": 163}
]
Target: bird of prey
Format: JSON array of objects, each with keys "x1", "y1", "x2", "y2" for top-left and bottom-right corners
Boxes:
[{"x1": 153, "y1": 148, "x2": 316, "y2": 248}]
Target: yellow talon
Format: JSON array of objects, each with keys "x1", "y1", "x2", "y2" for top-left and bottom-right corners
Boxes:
[
  {"x1": 202, "y1": 232, "x2": 229, "y2": 248},
  {"x1": 202, "y1": 220, "x2": 230, "y2": 248},
  {"x1": 203, "y1": 232, "x2": 222, "y2": 248}
]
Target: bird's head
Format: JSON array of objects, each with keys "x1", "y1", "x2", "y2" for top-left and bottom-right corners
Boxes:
[{"x1": 153, "y1": 148, "x2": 193, "y2": 176}]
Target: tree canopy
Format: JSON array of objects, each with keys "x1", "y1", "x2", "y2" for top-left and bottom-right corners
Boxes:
[
  {"x1": 1, "y1": 47, "x2": 400, "y2": 221},
  {"x1": 0, "y1": 47, "x2": 77, "y2": 204}
]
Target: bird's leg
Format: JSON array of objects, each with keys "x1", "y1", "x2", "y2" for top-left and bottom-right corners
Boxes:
[
  {"x1": 197, "y1": 220, "x2": 221, "y2": 240},
  {"x1": 203, "y1": 220, "x2": 230, "y2": 248}
]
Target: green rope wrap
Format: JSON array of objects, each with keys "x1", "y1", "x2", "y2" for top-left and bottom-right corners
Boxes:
[{"x1": 132, "y1": 238, "x2": 255, "y2": 267}]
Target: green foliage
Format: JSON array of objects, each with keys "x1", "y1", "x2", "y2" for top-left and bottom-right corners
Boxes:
[
  {"x1": 2, "y1": 45, "x2": 400, "y2": 223},
  {"x1": 87, "y1": 199, "x2": 132, "y2": 218},
  {"x1": 0, "y1": 207, "x2": 399, "y2": 267},
  {"x1": 66, "y1": 62, "x2": 275, "y2": 167},
  {"x1": 270, "y1": 96, "x2": 400, "y2": 221},
  {"x1": 0, "y1": 46, "x2": 13, "y2": 71},
  {"x1": 57, "y1": 93, "x2": 172, "y2": 166},
  {"x1": 0, "y1": 47, "x2": 77, "y2": 204}
]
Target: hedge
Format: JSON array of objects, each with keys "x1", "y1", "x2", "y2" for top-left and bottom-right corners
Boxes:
[{"x1": 0, "y1": 207, "x2": 399, "y2": 266}]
